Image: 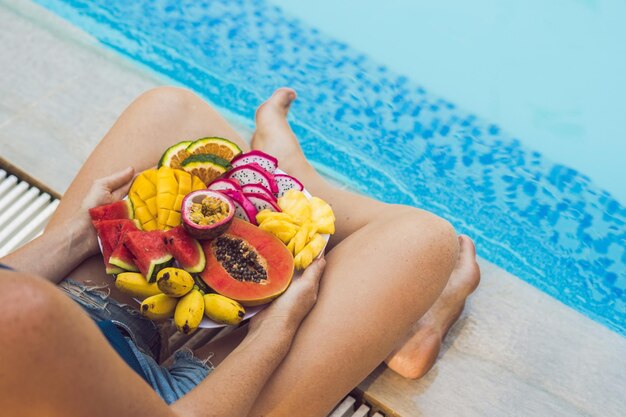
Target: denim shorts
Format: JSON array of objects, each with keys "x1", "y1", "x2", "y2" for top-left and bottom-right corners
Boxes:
[{"x1": 58, "y1": 279, "x2": 213, "y2": 404}]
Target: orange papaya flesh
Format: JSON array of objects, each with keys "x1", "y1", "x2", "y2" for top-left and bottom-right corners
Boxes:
[{"x1": 200, "y1": 219, "x2": 294, "y2": 306}]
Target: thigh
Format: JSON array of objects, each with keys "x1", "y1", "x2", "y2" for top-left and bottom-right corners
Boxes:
[
  {"x1": 49, "y1": 86, "x2": 247, "y2": 228},
  {"x1": 249, "y1": 208, "x2": 458, "y2": 417},
  {"x1": 0, "y1": 271, "x2": 174, "y2": 417}
]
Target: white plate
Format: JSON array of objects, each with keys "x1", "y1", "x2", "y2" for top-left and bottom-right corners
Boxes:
[{"x1": 97, "y1": 169, "x2": 330, "y2": 328}]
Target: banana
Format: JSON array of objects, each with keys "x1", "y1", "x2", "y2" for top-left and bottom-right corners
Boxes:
[
  {"x1": 115, "y1": 272, "x2": 162, "y2": 299},
  {"x1": 140, "y1": 293, "x2": 178, "y2": 320},
  {"x1": 203, "y1": 294, "x2": 246, "y2": 326},
  {"x1": 156, "y1": 267, "x2": 194, "y2": 297},
  {"x1": 174, "y1": 289, "x2": 205, "y2": 334}
]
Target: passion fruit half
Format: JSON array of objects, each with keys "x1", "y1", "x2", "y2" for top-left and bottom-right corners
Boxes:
[{"x1": 182, "y1": 190, "x2": 235, "y2": 240}]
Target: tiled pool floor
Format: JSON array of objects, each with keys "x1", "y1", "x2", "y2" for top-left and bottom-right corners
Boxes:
[{"x1": 1, "y1": 1, "x2": 624, "y2": 415}]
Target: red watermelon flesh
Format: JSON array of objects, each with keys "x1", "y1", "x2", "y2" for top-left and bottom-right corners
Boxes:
[
  {"x1": 123, "y1": 230, "x2": 173, "y2": 282},
  {"x1": 92, "y1": 219, "x2": 137, "y2": 275},
  {"x1": 89, "y1": 200, "x2": 134, "y2": 222},
  {"x1": 109, "y1": 221, "x2": 140, "y2": 272},
  {"x1": 162, "y1": 226, "x2": 206, "y2": 273}
]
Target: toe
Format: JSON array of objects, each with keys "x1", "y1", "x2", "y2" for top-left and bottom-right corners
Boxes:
[{"x1": 255, "y1": 87, "x2": 296, "y2": 126}]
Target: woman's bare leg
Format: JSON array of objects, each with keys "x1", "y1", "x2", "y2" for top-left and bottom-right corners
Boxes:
[
  {"x1": 0, "y1": 270, "x2": 174, "y2": 417},
  {"x1": 252, "y1": 89, "x2": 480, "y2": 383},
  {"x1": 45, "y1": 87, "x2": 249, "y2": 304}
]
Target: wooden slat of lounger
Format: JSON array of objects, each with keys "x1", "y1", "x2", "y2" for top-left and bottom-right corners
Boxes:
[{"x1": 329, "y1": 395, "x2": 356, "y2": 417}]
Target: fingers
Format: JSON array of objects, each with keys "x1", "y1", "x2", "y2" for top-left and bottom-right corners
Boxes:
[
  {"x1": 97, "y1": 167, "x2": 134, "y2": 200},
  {"x1": 301, "y1": 258, "x2": 326, "y2": 287}
]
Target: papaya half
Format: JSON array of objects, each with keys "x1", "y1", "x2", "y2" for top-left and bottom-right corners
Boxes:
[{"x1": 199, "y1": 219, "x2": 294, "y2": 306}]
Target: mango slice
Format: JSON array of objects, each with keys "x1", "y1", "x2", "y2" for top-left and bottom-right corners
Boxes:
[{"x1": 129, "y1": 167, "x2": 206, "y2": 230}]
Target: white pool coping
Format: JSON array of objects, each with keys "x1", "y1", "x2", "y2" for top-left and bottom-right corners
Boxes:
[{"x1": 1, "y1": 1, "x2": 624, "y2": 416}]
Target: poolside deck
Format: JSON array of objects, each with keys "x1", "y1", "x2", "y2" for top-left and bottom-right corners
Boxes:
[{"x1": 1, "y1": 1, "x2": 624, "y2": 416}]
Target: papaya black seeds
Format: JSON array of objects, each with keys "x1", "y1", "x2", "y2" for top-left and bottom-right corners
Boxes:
[{"x1": 214, "y1": 236, "x2": 267, "y2": 283}]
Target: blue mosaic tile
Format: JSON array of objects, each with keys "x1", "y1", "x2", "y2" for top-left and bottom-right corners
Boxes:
[{"x1": 36, "y1": 0, "x2": 626, "y2": 336}]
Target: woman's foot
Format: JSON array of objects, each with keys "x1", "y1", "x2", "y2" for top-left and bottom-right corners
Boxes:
[
  {"x1": 251, "y1": 88, "x2": 311, "y2": 176},
  {"x1": 385, "y1": 235, "x2": 480, "y2": 379}
]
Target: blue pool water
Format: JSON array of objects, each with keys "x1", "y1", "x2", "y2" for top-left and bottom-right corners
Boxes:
[{"x1": 35, "y1": 0, "x2": 626, "y2": 336}]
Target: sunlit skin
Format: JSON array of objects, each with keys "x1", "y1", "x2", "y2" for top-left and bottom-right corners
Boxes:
[{"x1": 0, "y1": 87, "x2": 478, "y2": 417}]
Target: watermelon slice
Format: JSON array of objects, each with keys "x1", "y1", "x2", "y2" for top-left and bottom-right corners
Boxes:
[
  {"x1": 163, "y1": 226, "x2": 206, "y2": 273},
  {"x1": 89, "y1": 200, "x2": 134, "y2": 222},
  {"x1": 92, "y1": 219, "x2": 137, "y2": 275},
  {"x1": 109, "y1": 221, "x2": 140, "y2": 272},
  {"x1": 123, "y1": 230, "x2": 174, "y2": 282}
]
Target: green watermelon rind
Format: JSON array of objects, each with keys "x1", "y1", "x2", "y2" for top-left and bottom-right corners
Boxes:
[
  {"x1": 145, "y1": 255, "x2": 175, "y2": 283},
  {"x1": 163, "y1": 227, "x2": 207, "y2": 273}
]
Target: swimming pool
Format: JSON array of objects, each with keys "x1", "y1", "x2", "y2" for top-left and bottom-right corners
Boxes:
[{"x1": 34, "y1": 0, "x2": 626, "y2": 336}]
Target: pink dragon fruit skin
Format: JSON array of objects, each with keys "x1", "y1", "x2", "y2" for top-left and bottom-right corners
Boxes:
[
  {"x1": 241, "y1": 183, "x2": 277, "y2": 202},
  {"x1": 244, "y1": 193, "x2": 281, "y2": 212},
  {"x1": 274, "y1": 174, "x2": 304, "y2": 198},
  {"x1": 220, "y1": 189, "x2": 259, "y2": 225},
  {"x1": 230, "y1": 150, "x2": 278, "y2": 173},
  {"x1": 226, "y1": 163, "x2": 279, "y2": 194},
  {"x1": 207, "y1": 178, "x2": 243, "y2": 193}
]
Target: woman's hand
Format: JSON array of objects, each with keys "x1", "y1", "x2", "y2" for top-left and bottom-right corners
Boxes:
[
  {"x1": 78, "y1": 167, "x2": 135, "y2": 254},
  {"x1": 249, "y1": 258, "x2": 326, "y2": 336}
]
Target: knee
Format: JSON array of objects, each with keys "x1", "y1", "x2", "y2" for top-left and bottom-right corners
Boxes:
[
  {"x1": 391, "y1": 207, "x2": 459, "y2": 283},
  {"x1": 135, "y1": 86, "x2": 205, "y2": 116}
]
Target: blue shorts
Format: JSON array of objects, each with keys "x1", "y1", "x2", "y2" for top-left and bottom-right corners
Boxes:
[{"x1": 58, "y1": 279, "x2": 214, "y2": 404}]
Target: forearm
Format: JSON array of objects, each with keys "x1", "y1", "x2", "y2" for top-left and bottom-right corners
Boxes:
[
  {"x1": 172, "y1": 322, "x2": 296, "y2": 417},
  {"x1": 0, "y1": 218, "x2": 96, "y2": 283}
]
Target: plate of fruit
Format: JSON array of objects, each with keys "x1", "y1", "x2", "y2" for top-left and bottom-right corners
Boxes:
[{"x1": 90, "y1": 137, "x2": 335, "y2": 333}]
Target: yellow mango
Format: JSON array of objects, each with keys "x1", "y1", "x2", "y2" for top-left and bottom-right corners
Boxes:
[
  {"x1": 174, "y1": 170, "x2": 192, "y2": 195},
  {"x1": 157, "y1": 167, "x2": 179, "y2": 195},
  {"x1": 191, "y1": 175, "x2": 206, "y2": 191},
  {"x1": 143, "y1": 219, "x2": 158, "y2": 231},
  {"x1": 145, "y1": 197, "x2": 158, "y2": 217},
  {"x1": 166, "y1": 211, "x2": 182, "y2": 228},
  {"x1": 157, "y1": 192, "x2": 177, "y2": 211},
  {"x1": 174, "y1": 194, "x2": 185, "y2": 210},
  {"x1": 131, "y1": 175, "x2": 157, "y2": 201},
  {"x1": 135, "y1": 205, "x2": 154, "y2": 224}
]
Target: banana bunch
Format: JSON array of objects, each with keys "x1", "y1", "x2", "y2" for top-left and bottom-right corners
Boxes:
[
  {"x1": 116, "y1": 267, "x2": 246, "y2": 333},
  {"x1": 257, "y1": 190, "x2": 335, "y2": 269}
]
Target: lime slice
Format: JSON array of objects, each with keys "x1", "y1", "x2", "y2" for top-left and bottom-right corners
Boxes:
[
  {"x1": 186, "y1": 137, "x2": 242, "y2": 162},
  {"x1": 181, "y1": 154, "x2": 231, "y2": 185},
  {"x1": 158, "y1": 141, "x2": 192, "y2": 169}
]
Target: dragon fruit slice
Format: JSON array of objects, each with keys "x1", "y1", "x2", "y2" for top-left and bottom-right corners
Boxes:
[
  {"x1": 241, "y1": 183, "x2": 277, "y2": 202},
  {"x1": 207, "y1": 178, "x2": 243, "y2": 193},
  {"x1": 274, "y1": 174, "x2": 304, "y2": 198},
  {"x1": 231, "y1": 150, "x2": 278, "y2": 173},
  {"x1": 244, "y1": 193, "x2": 281, "y2": 213},
  {"x1": 226, "y1": 163, "x2": 278, "y2": 194},
  {"x1": 220, "y1": 189, "x2": 259, "y2": 225}
]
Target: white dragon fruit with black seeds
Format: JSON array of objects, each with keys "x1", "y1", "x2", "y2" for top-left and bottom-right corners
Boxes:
[
  {"x1": 244, "y1": 193, "x2": 281, "y2": 213},
  {"x1": 226, "y1": 163, "x2": 278, "y2": 194},
  {"x1": 274, "y1": 174, "x2": 304, "y2": 198},
  {"x1": 220, "y1": 189, "x2": 259, "y2": 225},
  {"x1": 241, "y1": 183, "x2": 277, "y2": 202},
  {"x1": 207, "y1": 178, "x2": 242, "y2": 193},
  {"x1": 230, "y1": 150, "x2": 278, "y2": 173}
]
